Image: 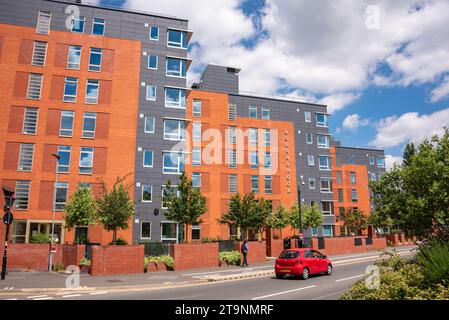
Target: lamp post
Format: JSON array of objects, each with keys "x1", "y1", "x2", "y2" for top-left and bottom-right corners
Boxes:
[
  {"x1": 297, "y1": 179, "x2": 305, "y2": 248},
  {"x1": 2, "y1": 186, "x2": 15, "y2": 280},
  {"x1": 48, "y1": 153, "x2": 60, "y2": 272}
]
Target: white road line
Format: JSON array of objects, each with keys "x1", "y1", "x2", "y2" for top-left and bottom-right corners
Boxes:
[
  {"x1": 6, "y1": 298, "x2": 18, "y2": 300},
  {"x1": 62, "y1": 294, "x2": 81, "y2": 298},
  {"x1": 252, "y1": 285, "x2": 316, "y2": 300},
  {"x1": 27, "y1": 295, "x2": 48, "y2": 299},
  {"x1": 335, "y1": 274, "x2": 364, "y2": 282},
  {"x1": 183, "y1": 266, "x2": 272, "y2": 276},
  {"x1": 33, "y1": 297, "x2": 54, "y2": 300},
  {"x1": 89, "y1": 291, "x2": 107, "y2": 295}
]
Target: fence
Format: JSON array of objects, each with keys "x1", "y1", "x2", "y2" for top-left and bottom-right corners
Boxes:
[{"x1": 141, "y1": 242, "x2": 171, "y2": 257}]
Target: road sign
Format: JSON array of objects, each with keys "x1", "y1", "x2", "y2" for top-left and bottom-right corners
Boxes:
[
  {"x1": 50, "y1": 245, "x2": 57, "y2": 253},
  {"x1": 2, "y1": 213, "x2": 13, "y2": 225}
]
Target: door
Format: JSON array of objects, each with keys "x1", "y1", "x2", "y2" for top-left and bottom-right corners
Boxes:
[
  {"x1": 302, "y1": 250, "x2": 316, "y2": 273},
  {"x1": 312, "y1": 250, "x2": 326, "y2": 273}
]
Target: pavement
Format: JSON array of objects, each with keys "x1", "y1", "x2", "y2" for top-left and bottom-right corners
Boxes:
[{"x1": 0, "y1": 246, "x2": 416, "y2": 300}]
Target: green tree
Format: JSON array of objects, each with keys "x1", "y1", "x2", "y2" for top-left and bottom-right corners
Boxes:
[
  {"x1": 267, "y1": 205, "x2": 290, "y2": 239},
  {"x1": 64, "y1": 187, "x2": 97, "y2": 233},
  {"x1": 96, "y1": 176, "x2": 135, "y2": 244},
  {"x1": 403, "y1": 142, "x2": 417, "y2": 167},
  {"x1": 340, "y1": 207, "x2": 368, "y2": 235},
  {"x1": 163, "y1": 173, "x2": 207, "y2": 243},
  {"x1": 302, "y1": 204, "x2": 324, "y2": 231}
]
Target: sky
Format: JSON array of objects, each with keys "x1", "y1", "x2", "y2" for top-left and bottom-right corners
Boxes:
[{"x1": 98, "y1": 0, "x2": 449, "y2": 169}]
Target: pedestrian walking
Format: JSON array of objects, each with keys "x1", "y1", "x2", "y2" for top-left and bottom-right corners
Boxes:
[{"x1": 241, "y1": 240, "x2": 249, "y2": 267}]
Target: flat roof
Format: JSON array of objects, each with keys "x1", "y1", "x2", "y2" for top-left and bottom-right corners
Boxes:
[
  {"x1": 46, "y1": 0, "x2": 189, "y2": 22},
  {"x1": 335, "y1": 145, "x2": 385, "y2": 153},
  {"x1": 230, "y1": 92, "x2": 327, "y2": 108}
]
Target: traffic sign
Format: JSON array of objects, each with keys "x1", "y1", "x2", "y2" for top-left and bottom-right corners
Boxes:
[{"x1": 2, "y1": 213, "x2": 13, "y2": 225}]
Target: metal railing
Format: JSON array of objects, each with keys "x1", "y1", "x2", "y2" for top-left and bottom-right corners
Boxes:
[{"x1": 140, "y1": 242, "x2": 171, "y2": 257}]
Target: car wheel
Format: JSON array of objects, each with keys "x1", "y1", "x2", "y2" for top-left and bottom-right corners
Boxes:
[
  {"x1": 326, "y1": 264, "x2": 333, "y2": 275},
  {"x1": 301, "y1": 268, "x2": 309, "y2": 280},
  {"x1": 276, "y1": 274, "x2": 284, "y2": 279}
]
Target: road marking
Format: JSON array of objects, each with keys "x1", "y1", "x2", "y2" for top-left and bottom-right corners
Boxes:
[
  {"x1": 89, "y1": 291, "x2": 107, "y2": 295},
  {"x1": 6, "y1": 298, "x2": 18, "y2": 300},
  {"x1": 251, "y1": 285, "x2": 316, "y2": 300},
  {"x1": 33, "y1": 297, "x2": 54, "y2": 300},
  {"x1": 62, "y1": 294, "x2": 81, "y2": 298},
  {"x1": 335, "y1": 274, "x2": 364, "y2": 282},
  {"x1": 27, "y1": 295, "x2": 48, "y2": 299},
  {"x1": 183, "y1": 265, "x2": 273, "y2": 276}
]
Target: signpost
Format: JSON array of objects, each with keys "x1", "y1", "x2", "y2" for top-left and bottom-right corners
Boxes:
[{"x1": 1, "y1": 187, "x2": 15, "y2": 280}]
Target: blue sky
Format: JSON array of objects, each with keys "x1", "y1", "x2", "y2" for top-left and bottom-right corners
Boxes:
[{"x1": 100, "y1": 0, "x2": 449, "y2": 168}]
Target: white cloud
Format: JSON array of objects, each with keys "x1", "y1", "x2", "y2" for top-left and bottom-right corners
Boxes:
[
  {"x1": 371, "y1": 108, "x2": 449, "y2": 149},
  {"x1": 430, "y1": 76, "x2": 449, "y2": 102},
  {"x1": 320, "y1": 93, "x2": 361, "y2": 113},
  {"x1": 342, "y1": 114, "x2": 370, "y2": 131},
  {"x1": 385, "y1": 154, "x2": 403, "y2": 170}
]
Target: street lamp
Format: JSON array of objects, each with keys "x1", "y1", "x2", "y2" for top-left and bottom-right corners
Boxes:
[
  {"x1": 48, "y1": 153, "x2": 60, "y2": 272},
  {"x1": 2, "y1": 186, "x2": 15, "y2": 280},
  {"x1": 297, "y1": 178, "x2": 305, "y2": 248}
]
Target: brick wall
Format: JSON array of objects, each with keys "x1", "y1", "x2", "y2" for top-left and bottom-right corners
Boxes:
[
  {"x1": 310, "y1": 237, "x2": 387, "y2": 256},
  {"x1": 266, "y1": 239, "x2": 284, "y2": 258},
  {"x1": 62, "y1": 244, "x2": 86, "y2": 268},
  {"x1": 7, "y1": 244, "x2": 63, "y2": 271},
  {"x1": 90, "y1": 245, "x2": 144, "y2": 276},
  {"x1": 171, "y1": 243, "x2": 219, "y2": 271},
  {"x1": 235, "y1": 241, "x2": 266, "y2": 264}
]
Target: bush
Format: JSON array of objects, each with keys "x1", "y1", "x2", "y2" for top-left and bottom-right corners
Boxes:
[
  {"x1": 30, "y1": 233, "x2": 51, "y2": 244},
  {"x1": 219, "y1": 251, "x2": 241, "y2": 266},
  {"x1": 79, "y1": 258, "x2": 91, "y2": 266},
  {"x1": 416, "y1": 240, "x2": 449, "y2": 285},
  {"x1": 109, "y1": 238, "x2": 128, "y2": 245},
  {"x1": 144, "y1": 255, "x2": 174, "y2": 270},
  {"x1": 52, "y1": 262, "x2": 65, "y2": 272}
]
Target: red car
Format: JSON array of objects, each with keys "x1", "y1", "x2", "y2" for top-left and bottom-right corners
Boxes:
[{"x1": 275, "y1": 248, "x2": 333, "y2": 280}]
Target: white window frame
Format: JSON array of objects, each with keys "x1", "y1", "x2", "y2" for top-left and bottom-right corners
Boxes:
[
  {"x1": 161, "y1": 185, "x2": 180, "y2": 209},
  {"x1": 228, "y1": 104, "x2": 237, "y2": 121},
  {"x1": 81, "y1": 112, "x2": 96, "y2": 139},
  {"x1": 306, "y1": 133, "x2": 313, "y2": 145},
  {"x1": 192, "y1": 172, "x2": 201, "y2": 188},
  {"x1": 318, "y1": 156, "x2": 331, "y2": 171},
  {"x1": 193, "y1": 100, "x2": 202, "y2": 117},
  {"x1": 352, "y1": 189, "x2": 358, "y2": 203},
  {"x1": 140, "y1": 221, "x2": 151, "y2": 240},
  {"x1": 192, "y1": 147, "x2": 201, "y2": 166},
  {"x1": 377, "y1": 157, "x2": 385, "y2": 168},
  {"x1": 165, "y1": 87, "x2": 186, "y2": 109},
  {"x1": 161, "y1": 221, "x2": 179, "y2": 242},
  {"x1": 54, "y1": 182, "x2": 68, "y2": 211},
  {"x1": 249, "y1": 106, "x2": 257, "y2": 119},
  {"x1": 229, "y1": 174, "x2": 237, "y2": 193},
  {"x1": 92, "y1": 18, "x2": 105, "y2": 36},
  {"x1": 263, "y1": 129, "x2": 271, "y2": 146},
  {"x1": 264, "y1": 152, "x2": 271, "y2": 169},
  {"x1": 22, "y1": 107, "x2": 39, "y2": 135},
  {"x1": 71, "y1": 16, "x2": 86, "y2": 33},
  {"x1": 250, "y1": 151, "x2": 259, "y2": 169},
  {"x1": 144, "y1": 116, "x2": 155, "y2": 133},
  {"x1": 250, "y1": 175, "x2": 259, "y2": 194},
  {"x1": 261, "y1": 107, "x2": 270, "y2": 120},
  {"x1": 18, "y1": 143, "x2": 35, "y2": 172},
  {"x1": 163, "y1": 119, "x2": 186, "y2": 141},
  {"x1": 307, "y1": 155, "x2": 315, "y2": 167},
  {"x1": 369, "y1": 156, "x2": 375, "y2": 166},
  {"x1": 320, "y1": 178, "x2": 332, "y2": 193},
  {"x1": 167, "y1": 29, "x2": 187, "y2": 49},
  {"x1": 317, "y1": 134, "x2": 330, "y2": 149},
  {"x1": 27, "y1": 73, "x2": 43, "y2": 100},
  {"x1": 322, "y1": 225, "x2": 334, "y2": 237},
  {"x1": 148, "y1": 54, "x2": 158, "y2": 70},
  {"x1": 305, "y1": 111, "x2": 312, "y2": 123},
  {"x1": 264, "y1": 176, "x2": 273, "y2": 194},
  {"x1": 31, "y1": 41, "x2": 48, "y2": 66},
  {"x1": 150, "y1": 26, "x2": 159, "y2": 41},
  {"x1": 88, "y1": 48, "x2": 102, "y2": 72},
  {"x1": 59, "y1": 110, "x2": 74, "y2": 137},
  {"x1": 316, "y1": 113, "x2": 329, "y2": 127},
  {"x1": 143, "y1": 150, "x2": 154, "y2": 168},
  {"x1": 321, "y1": 201, "x2": 334, "y2": 216},
  {"x1": 191, "y1": 224, "x2": 201, "y2": 241},
  {"x1": 228, "y1": 149, "x2": 237, "y2": 168},
  {"x1": 350, "y1": 172, "x2": 357, "y2": 185},
  {"x1": 166, "y1": 57, "x2": 187, "y2": 78},
  {"x1": 162, "y1": 152, "x2": 184, "y2": 175},
  {"x1": 36, "y1": 11, "x2": 51, "y2": 35},
  {"x1": 14, "y1": 180, "x2": 31, "y2": 210},
  {"x1": 63, "y1": 77, "x2": 78, "y2": 102},
  {"x1": 228, "y1": 126, "x2": 237, "y2": 145},
  {"x1": 193, "y1": 122, "x2": 201, "y2": 142},
  {"x1": 67, "y1": 45, "x2": 82, "y2": 70},
  {"x1": 309, "y1": 177, "x2": 316, "y2": 190},
  {"x1": 57, "y1": 145, "x2": 71, "y2": 173},
  {"x1": 79, "y1": 147, "x2": 94, "y2": 175},
  {"x1": 142, "y1": 185, "x2": 153, "y2": 203},
  {"x1": 250, "y1": 128, "x2": 258, "y2": 146},
  {"x1": 85, "y1": 80, "x2": 99, "y2": 104},
  {"x1": 146, "y1": 85, "x2": 157, "y2": 101}
]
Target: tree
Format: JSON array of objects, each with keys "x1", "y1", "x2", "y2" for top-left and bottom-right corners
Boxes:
[
  {"x1": 370, "y1": 129, "x2": 449, "y2": 239},
  {"x1": 163, "y1": 173, "x2": 207, "y2": 243},
  {"x1": 96, "y1": 176, "x2": 135, "y2": 244},
  {"x1": 288, "y1": 204, "x2": 299, "y2": 233},
  {"x1": 340, "y1": 207, "x2": 368, "y2": 235},
  {"x1": 403, "y1": 142, "x2": 417, "y2": 167},
  {"x1": 64, "y1": 187, "x2": 97, "y2": 242},
  {"x1": 302, "y1": 204, "x2": 324, "y2": 231},
  {"x1": 267, "y1": 205, "x2": 290, "y2": 239}
]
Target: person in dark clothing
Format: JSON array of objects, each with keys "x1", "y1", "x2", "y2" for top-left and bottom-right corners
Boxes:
[{"x1": 241, "y1": 240, "x2": 249, "y2": 267}]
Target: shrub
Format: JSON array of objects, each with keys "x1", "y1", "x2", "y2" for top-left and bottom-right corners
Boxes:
[
  {"x1": 52, "y1": 262, "x2": 65, "y2": 272},
  {"x1": 109, "y1": 238, "x2": 128, "y2": 245},
  {"x1": 219, "y1": 251, "x2": 241, "y2": 266},
  {"x1": 416, "y1": 240, "x2": 449, "y2": 285},
  {"x1": 79, "y1": 258, "x2": 91, "y2": 266},
  {"x1": 30, "y1": 233, "x2": 51, "y2": 244},
  {"x1": 145, "y1": 255, "x2": 174, "y2": 270}
]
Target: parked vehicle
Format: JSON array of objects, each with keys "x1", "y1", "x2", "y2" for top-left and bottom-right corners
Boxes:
[{"x1": 274, "y1": 248, "x2": 333, "y2": 280}]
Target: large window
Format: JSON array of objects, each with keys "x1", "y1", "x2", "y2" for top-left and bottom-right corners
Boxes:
[
  {"x1": 150, "y1": 26, "x2": 159, "y2": 41},
  {"x1": 32, "y1": 41, "x2": 47, "y2": 66},
  {"x1": 88, "y1": 48, "x2": 102, "y2": 72},
  {"x1": 249, "y1": 106, "x2": 257, "y2": 119},
  {"x1": 82, "y1": 112, "x2": 96, "y2": 139},
  {"x1": 305, "y1": 111, "x2": 312, "y2": 123},
  {"x1": 348, "y1": 155, "x2": 355, "y2": 164},
  {"x1": 309, "y1": 178, "x2": 316, "y2": 189},
  {"x1": 161, "y1": 222, "x2": 178, "y2": 242},
  {"x1": 27, "y1": 73, "x2": 43, "y2": 100},
  {"x1": 162, "y1": 186, "x2": 180, "y2": 209},
  {"x1": 338, "y1": 189, "x2": 344, "y2": 202},
  {"x1": 320, "y1": 178, "x2": 332, "y2": 193},
  {"x1": 192, "y1": 172, "x2": 201, "y2": 188},
  {"x1": 92, "y1": 18, "x2": 105, "y2": 36},
  {"x1": 262, "y1": 107, "x2": 270, "y2": 120},
  {"x1": 306, "y1": 133, "x2": 313, "y2": 144},
  {"x1": 228, "y1": 127, "x2": 237, "y2": 144},
  {"x1": 352, "y1": 189, "x2": 358, "y2": 203},
  {"x1": 251, "y1": 176, "x2": 259, "y2": 194},
  {"x1": 18, "y1": 143, "x2": 34, "y2": 172},
  {"x1": 250, "y1": 151, "x2": 259, "y2": 169},
  {"x1": 317, "y1": 134, "x2": 330, "y2": 148},
  {"x1": 60, "y1": 110, "x2": 74, "y2": 137},
  {"x1": 67, "y1": 45, "x2": 81, "y2": 69},
  {"x1": 350, "y1": 172, "x2": 357, "y2": 185},
  {"x1": 228, "y1": 104, "x2": 237, "y2": 121},
  {"x1": 22, "y1": 107, "x2": 38, "y2": 135},
  {"x1": 321, "y1": 201, "x2": 333, "y2": 215},
  {"x1": 164, "y1": 119, "x2": 185, "y2": 141},
  {"x1": 316, "y1": 113, "x2": 328, "y2": 127},
  {"x1": 14, "y1": 180, "x2": 31, "y2": 210},
  {"x1": 79, "y1": 147, "x2": 94, "y2": 174},
  {"x1": 141, "y1": 222, "x2": 151, "y2": 239},
  {"x1": 228, "y1": 149, "x2": 237, "y2": 168},
  {"x1": 191, "y1": 224, "x2": 200, "y2": 241},
  {"x1": 146, "y1": 85, "x2": 157, "y2": 101},
  {"x1": 165, "y1": 87, "x2": 186, "y2": 109},
  {"x1": 264, "y1": 176, "x2": 273, "y2": 194},
  {"x1": 148, "y1": 54, "x2": 158, "y2": 70},
  {"x1": 57, "y1": 146, "x2": 71, "y2": 173},
  {"x1": 229, "y1": 174, "x2": 237, "y2": 193},
  {"x1": 142, "y1": 185, "x2": 153, "y2": 202},
  {"x1": 193, "y1": 122, "x2": 201, "y2": 141},
  {"x1": 318, "y1": 156, "x2": 331, "y2": 170},
  {"x1": 144, "y1": 116, "x2": 155, "y2": 133},
  {"x1": 264, "y1": 152, "x2": 271, "y2": 169},
  {"x1": 193, "y1": 100, "x2": 202, "y2": 117},
  {"x1": 143, "y1": 150, "x2": 154, "y2": 168},
  {"x1": 263, "y1": 129, "x2": 271, "y2": 146},
  {"x1": 377, "y1": 157, "x2": 385, "y2": 168},
  {"x1": 337, "y1": 171, "x2": 342, "y2": 185},
  {"x1": 322, "y1": 225, "x2": 334, "y2": 237},
  {"x1": 36, "y1": 11, "x2": 51, "y2": 35},
  {"x1": 163, "y1": 152, "x2": 185, "y2": 174},
  {"x1": 63, "y1": 77, "x2": 78, "y2": 102},
  {"x1": 308, "y1": 155, "x2": 315, "y2": 166},
  {"x1": 85, "y1": 80, "x2": 99, "y2": 104},
  {"x1": 167, "y1": 29, "x2": 187, "y2": 48},
  {"x1": 369, "y1": 156, "x2": 375, "y2": 166},
  {"x1": 54, "y1": 182, "x2": 68, "y2": 211},
  {"x1": 192, "y1": 147, "x2": 201, "y2": 166},
  {"x1": 166, "y1": 58, "x2": 187, "y2": 77},
  {"x1": 71, "y1": 16, "x2": 85, "y2": 33},
  {"x1": 250, "y1": 128, "x2": 258, "y2": 146}
]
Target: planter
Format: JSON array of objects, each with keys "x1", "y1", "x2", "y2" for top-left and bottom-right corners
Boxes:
[
  {"x1": 146, "y1": 262, "x2": 158, "y2": 273},
  {"x1": 157, "y1": 262, "x2": 167, "y2": 271},
  {"x1": 79, "y1": 265, "x2": 90, "y2": 274}
]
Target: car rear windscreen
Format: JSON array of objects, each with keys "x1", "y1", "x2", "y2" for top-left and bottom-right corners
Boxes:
[{"x1": 279, "y1": 251, "x2": 300, "y2": 259}]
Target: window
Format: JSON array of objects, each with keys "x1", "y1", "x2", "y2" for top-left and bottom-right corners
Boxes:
[
  {"x1": 146, "y1": 85, "x2": 157, "y2": 101},
  {"x1": 369, "y1": 156, "x2": 375, "y2": 166},
  {"x1": 63, "y1": 77, "x2": 78, "y2": 102},
  {"x1": 262, "y1": 107, "x2": 270, "y2": 120},
  {"x1": 141, "y1": 222, "x2": 151, "y2": 239},
  {"x1": 228, "y1": 127, "x2": 237, "y2": 144},
  {"x1": 150, "y1": 26, "x2": 159, "y2": 41},
  {"x1": 311, "y1": 227, "x2": 318, "y2": 237},
  {"x1": 377, "y1": 157, "x2": 385, "y2": 168},
  {"x1": 264, "y1": 152, "x2": 271, "y2": 169},
  {"x1": 348, "y1": 155, "x2": 355, "y2": 164},
  {"x1": 166, "y1": 58, "x2": 186, "y2": 77},
  {"x1": 67, "y1": 45, "x2": 81, "y2": 69},
  {"x1": 92, "y1": 18, "x2": 105, "y2": 36},
  {"x1": 228, "y1": 149, "x2": 237, "y2": 168},
  {"x1": 250, "y1": 151, "x2": 259, "y2": 169},
  {"x1": 167, "y1": 29, "x2": 187, "y2": 48},
  {"x1": 321, "y1": 201, "x2": 333, "y2": 215},
  {"x1": 249, "y1": 106, "x2": 257, "y2": 118},
  {"x1": 22, "y1": 107, "x2": 38, "y2": 135},
  {"x1": 142, "y1": 185, "x2": 153, "y2": 202},
  {"x1": 78, "y1": 183, "x2": 92, "y2": 190},
  {"x1": 85, "y1": 80, "x2": 99, "y2": 104},
  {"x1": 54, "y1": 182, "x2": 68, "y2": 211},
  {"x1": 191, "y1": 224, "x2": 200, "y2": 241},
  {"x1": 18, "y1": 143, "x2": 34, "y2": 172},
  {"x1": 193, "y1": 100, "x2": 202, "y2": 117},
  {"x1": 163, "y1": 152, "x2": 184, "y2": 174},
  {"x1": 317, "y1": 134, "x2": 330, "y2": 148},
  {"x1": 228, "y1": 104, "x2": 237, "y2": 121},
  {"x1": 57, "y1": 146, "x2": 71, "y2": 173},
  {"x1": 165, "y1": 87, "x2": 186, "y2": 109},
  {"x1": 316, "y1": 113, "x2": 328, "y2": 127},
  {"x1": 164, "y1": 119, "x2": 185, "y2": 140},
  {"x1": 307, "y1": 155, "x2": 315, "y2": 166},
  {"x1": 162, "y1": 186, "x2": 180, "y2": 209},
  {"x1": 192, "y1": 147, "x2": 201, "y2": 166},
  {"x1": 322, "y1": 225, "x2": 334, "y2": 237},
  {"x1": 338, "y1": 189, "x2": 344, "y2": 202},
  {"x1": 144, "y1": 116, "x2": 155, "y2": 133},
  {"x1": 370, "y1": 172, "x2": 377, "y2": 181},
  {"x1": 79, "y1": 147, "x2": 94, "y2": 174},
  {"x1": 251, "y1": 176, "x2": 259, "y2": 194},
  {"x1": 229, "y1": 174, "x2": 237, "y2": 193},
  {"x1": 352, "y1": 189, "x2": 358, "y2": 203},
  {"x1": 350, "y1": 172, "x2": 357, "y2": 185},
  {"x1": 192, "y1": 172, "x2": 201, "y2": 188},
  {"x1": 27, "y1": 73, "x2": 43, "y2": 100},
  {"x1": 143, "y1": 150, "x2": 154, "y2": 167},
  {"x1": 378, "y1": 172, "x2": 384, "y2": 180},
  {"x1": 193, "y1": 122, "x2": 201, "y2": 141},
  {"x1": 14, "y1": 180, "x2": 31, "y2": 210},
  {"x1": 71, "y1": 16, "x2": 85, "y2": 33},
  {"x1": 81, "y1": 112, "x2": 96, "y2": 139},
  {"x1": 161, "y1": 222, "x2": 178, "y2": 242},
  {"x1": 32, "y1": 41, "x2": 47, "y2": 66},
  {"x1": 250, "y1": 128, "x2": 258, "y2": 146},
  {"x1": 60, "y1": 110, "x2": 74, "y2": 137},
  {"x1": 264, "y1": 176, "x2": 272, "y2": 194},
  {"x1": 337, "y1": 171, "x2": 342, "y2": 185},
  {"x1": 320, "y1": 178, "x2": 332, "y2": 193},
  {"x1": 309, "y1": 178, "x2": 316, "y2": 189},
  {"x1": 319, "y1": 156, "x2": 331, "y2": 170},
  {"x1": 148, "y1": 54, "x2": 158, "y2": 70},
  {"x1": 36, "y1": 11, "x2": 51, "y2": 35},
  {"x1": 263, "y1": 129, "x2": 271, "y2": 146},
  {"x1": 88, "y1": 48, "x2": 102, "y2": 72},
  {"x1": 306, "y1": 133, "x2": 313, "y2": 144},
  {"x1": 305, "y1": 111, "x2": 311, "y2": 123}
]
